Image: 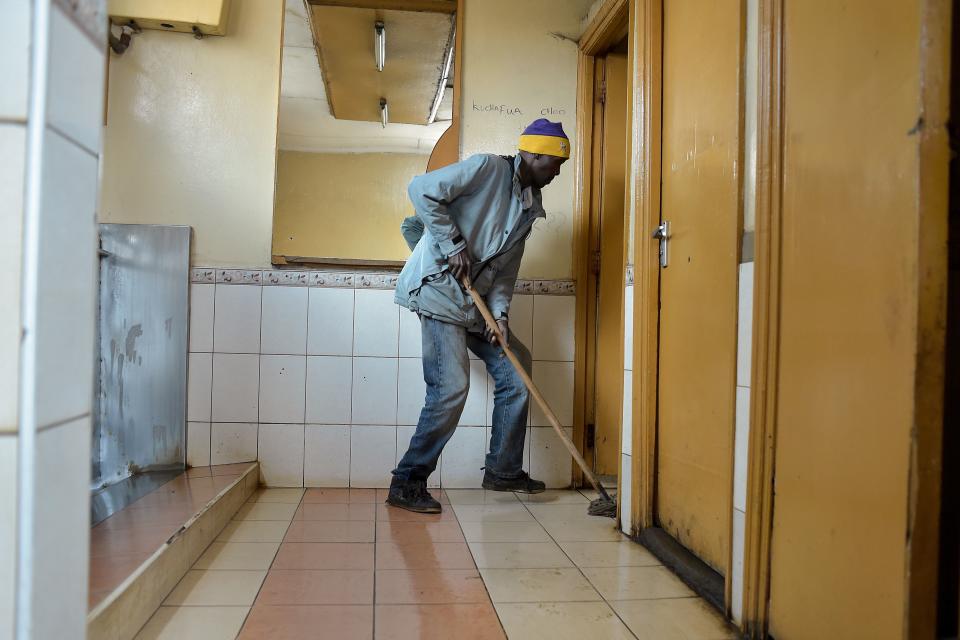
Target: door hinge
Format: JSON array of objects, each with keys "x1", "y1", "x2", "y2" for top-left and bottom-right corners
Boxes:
[
  {"x1": 590, "y1": 250, "x2": 601, "y2": 275},
  {"x1": 586, "y1": 423, "x2": 596, "y2": 448},
  {"x1": 598, "y1": 80, "x2": 607, "y2": 105}
]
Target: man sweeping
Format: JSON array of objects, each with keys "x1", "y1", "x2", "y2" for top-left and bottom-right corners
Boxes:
[{"x1": 389, "y1": 119, "x2": 570, "y2": 514}]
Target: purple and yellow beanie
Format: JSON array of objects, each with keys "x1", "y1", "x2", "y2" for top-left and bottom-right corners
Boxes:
[{"x1": 518, "y1": 118, "x2": 570, "y2": 159}]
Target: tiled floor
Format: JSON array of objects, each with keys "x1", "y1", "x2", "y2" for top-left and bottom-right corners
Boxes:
[
  {"x1": 89, "y1": 463, "x2": 254, "y2": 608},
  {"x1": 134, "y1": 487, "x2": 736, "y2": 639}
]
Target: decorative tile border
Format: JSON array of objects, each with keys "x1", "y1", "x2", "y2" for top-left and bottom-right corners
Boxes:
[{"x1": 192, "y1": 268, "x2": 575, "y2": 295}]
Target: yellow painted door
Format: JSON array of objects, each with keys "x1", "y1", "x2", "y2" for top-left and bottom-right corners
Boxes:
[
  {"x1": 655, "y1": 0, "x2": 741, "y2": 573},
  {"x1": 767, "y1": 2, "x2": 929, "y2": 637},
  {"x1": 593, "y1": 52, "x2": 629, "y2": 475}
]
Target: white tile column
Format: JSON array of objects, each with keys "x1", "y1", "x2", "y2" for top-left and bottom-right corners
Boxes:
[{"x1": 4, "y1": 2, "x2": 107, "y2": 638}]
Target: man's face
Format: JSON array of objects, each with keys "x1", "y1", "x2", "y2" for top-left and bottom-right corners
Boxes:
[{"x1": 523, "y1": 152, "x2": 567, "y2": 189}]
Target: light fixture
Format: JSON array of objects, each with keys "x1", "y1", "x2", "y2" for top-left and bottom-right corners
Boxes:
[
  {"x1": 428, "y1": 29, "x2": 455, "y2": 124},
  {"x1": 374, "y1": 21, "x2": 386, "y2": 72},
  {"x1": 380, "y1": 98, "x2": 389, "y2": 128}
]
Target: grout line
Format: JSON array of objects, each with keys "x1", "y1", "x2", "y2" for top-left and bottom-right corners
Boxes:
[
  {"x1": 208, "y1": 287, "x2": 217, "y2": 465},
  {"x1": 447, "y1": 491, "x2": 510, "y2": 639},
  {"x1": 513, "y1": 495, "x2": 641, "y2": 640},
  {"x1": 231, "y1": 489, "x2": 304, "y2": 639}
]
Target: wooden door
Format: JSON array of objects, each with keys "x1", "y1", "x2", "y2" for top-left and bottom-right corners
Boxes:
[
  {"x1": 591, "y1": 52, "x2": 629, "y2": 475},
  {"x1": 654, "y1": 0, "x2": 741, "y2": 573},
  {"x1": 766, "y1": 1, "x2": 943, "y2": 637}
]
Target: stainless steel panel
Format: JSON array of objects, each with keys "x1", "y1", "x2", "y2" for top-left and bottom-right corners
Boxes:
[{"x1": 94, "y1": 224, "x2": 190, "y2": 495}]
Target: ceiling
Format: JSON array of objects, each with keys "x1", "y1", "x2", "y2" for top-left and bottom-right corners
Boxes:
[{"x1": 279, "y1": 0, "x2": 454, "y2": 154}]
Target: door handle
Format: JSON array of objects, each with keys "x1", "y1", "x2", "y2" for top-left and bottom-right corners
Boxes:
[{"x1": 652, "y1": 221, "x2": 669, "y2": 268}]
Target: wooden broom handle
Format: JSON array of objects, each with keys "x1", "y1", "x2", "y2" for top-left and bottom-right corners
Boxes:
[{"x1": 464, "y1": 283, "x2": 611, "y2": 500}]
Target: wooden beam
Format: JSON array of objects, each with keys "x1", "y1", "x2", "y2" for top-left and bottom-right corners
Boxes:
[{"x1": 306, "y1": 0, "x2": 456, "y2": 13}]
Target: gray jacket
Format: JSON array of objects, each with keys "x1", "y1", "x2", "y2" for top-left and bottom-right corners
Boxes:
[{"x1": 394, "y1": 154, "x2": 545, "y2": 329}]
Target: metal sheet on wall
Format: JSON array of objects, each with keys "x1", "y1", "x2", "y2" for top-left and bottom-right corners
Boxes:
[{"x1": 94, "y1": 224, "x2": 190, "y2": 491}]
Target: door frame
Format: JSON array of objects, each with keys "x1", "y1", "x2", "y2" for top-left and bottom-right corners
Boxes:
[
  {"x1": 572, "y1": 0, "x2": 661, "y2": 534},
  {"x1": 740, "y1": 0, "x2": 951, "y2": 637},
  {"x1": 571, "y1": 0, "x2": 630, "y2": 488}
]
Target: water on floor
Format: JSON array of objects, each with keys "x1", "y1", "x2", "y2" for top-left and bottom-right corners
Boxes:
[{"x1": 134, "y1": 487, "x2": 736, "y2": 639}]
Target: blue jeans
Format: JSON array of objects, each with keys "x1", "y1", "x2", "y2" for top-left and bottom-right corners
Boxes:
[{"x1": 392, "y1": 315, "x2": 532, "y2": 484}]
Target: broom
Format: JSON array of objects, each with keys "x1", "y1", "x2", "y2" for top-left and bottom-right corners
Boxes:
[{"x1": 464, "y1": 282, "x2": 617, "y2": 518}]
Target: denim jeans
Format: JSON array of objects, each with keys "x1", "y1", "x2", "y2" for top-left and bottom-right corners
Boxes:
[{"x1": 392, "y1": 315, "x2": 532, "y2": 484}]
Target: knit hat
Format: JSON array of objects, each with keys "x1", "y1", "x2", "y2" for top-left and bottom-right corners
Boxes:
[{"x1": 518, "y1": 119, "x2": 570, "y2": 159}]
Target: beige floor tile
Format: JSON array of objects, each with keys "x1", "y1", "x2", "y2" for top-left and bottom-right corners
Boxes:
[
  {"x1": 526, "y1": 504, "x2": 597, "y2": 521},
  {"x1": 444, "y1": 489, "x2": 519, "y2": 505},
  {"x1": 468, "y1": 542, "x2": 573, "y2": 569},
  {"x1": 247, "y1": 488, "x2": 305, "y2": 503},
  {"x1": 539, "y1": 518, "x2": 624, "y2": 542},
  {"x1": 479, "y1": 568, "x2": 601, "y2": 603},
  {"x1": 233, "y1": 501, "x2": 299, "y2": 521},
  {"x1": 460, "y1": 521, "x2": 551, "y2": 543},
  {"x1": 558, "y1": 541, "x2": 660, "y2": 568},
  {"x1": 612, "y1": 598, "x2": 737, "y2": 639},
  {"x1": 451, "y1": 504, "x2": 536, "y2": 522},
  {"x1": 192, "y1": 542, "x2": 280, "y2": 570},
  {"x1": 515, "y1": 490, "x2": 589, "y2": 504},
  {"x1": 217, "y1": 520, "x2": 290, "y2": 543},
  {"x1": 495, "y1": 602, "x2": 634, "y2": 640},
  {"x1": 582, "y1": 566, "x2": 695, "y2": 600},
  {"x1": 164, "y1": 570, "x2": 267, "y2": 606},
  {"x1": 134, "y1": 606, "x2": 249, "y2": 640}
]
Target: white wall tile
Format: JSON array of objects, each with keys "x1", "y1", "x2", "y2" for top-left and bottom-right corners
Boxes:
[
  {"x1": 0, "y1": 125, "x2": 25, "y2": 431},
  {"x1": 737, "y1": 262, "x2": 755, "y2": 387},
  {"x1": 353, "y1": 289, "x2": 399, "y2": 357},
  {"x1": 261, "y1": 286, "x2": 308, "y2": 355},
  {"x1": 0, "y1": 0, "x2": 29, "y2": 120},
  {"x1": 734, "y1": 386, "x2": 751, "y2": 512},
  {"x1": 398, "y1": 308, "x2": 422, "y2": 358},
  {"x1": 530, "y1": 361, "x2": 575, "y2": 427},
  {"x1": 189, "y1": 284, "x2": 215, "y2": 352},
  {"x1": 731, "y1": 508, "x2": 746, "y2": 623},
  {"x1": 620, "y1": 453, "x2": 633, "y2": 535},
  {"x1": 529, "y1": 427, "x2": 573, "y2": 489},
  {"x1": 397, "y1": 357, "x2": 426, "y2": 426},
  {"x1": 508, "y1": 294, "x2": 534, "y2": 349},
  {"x1": 187, "y1": 352, "x2": 213, "y2": 422},
  {"x1": 187, "y1": 421, "x2": 211, "y2": 467},
  {"x1": 258, "y1": 423, "x2": 304, "y2": 487},
  {"x1": 396, "y1": 426, "x2": 440, "y2": 488},
  {"x1": 306, "y1": 356, "x2": 353, "y2": 424},
  {"x1": 258, "y1": 355, "x2": 306, "y2": 423},
  {"x1": 486, "y1": 426, "x2": 531, "y2": 473},
  {"x1": 211, "y1": 422, "x2": 258, "y2": 465},
  {"x1": 532, "y1": 295, "x2": 575, "y2": 361},
  {"x1": 623, "y1": 285, "x2": 634, "y2": 371},
  {"x1": 34, "y1": 129, "x2": 97, "y2": 429},
  {"x1": 0, "y1": 435, "x2": 17, "y2": 634},
  {"x1": 213, "y1": 284, "x2": 262, "y2": 353},
  {"x1": 307, "y1": 287, "x2": 354, "y2": 356},
  {"x1": 460, "y1": 360, "x2": 488, "y2": 426},
  {"x1": 33, "y1": 418, "x2": 90, "y2": 639},
  {"x1": 439, "y1": 426, "x2": 485, "y2": 488},
  {"x1": 304, "y1": 425, "x2": 350, "y2": 487},
  {"x1": 621, "y1": 369, "x2": 633, "y2": 457},
  {"x1": 350, "y1": 426, "x2": 396, "y2": 487},
  {"x1": 352, "y1": 357, "x2": 398, "y2": 425},
  {"x1": 48, "y1": 6, "x2": 105, "y2": 154},
  {"x1": 211, "y1": 353, "x2": 260, "y2": 422}
]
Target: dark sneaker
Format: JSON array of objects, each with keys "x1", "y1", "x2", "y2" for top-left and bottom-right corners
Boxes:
[
  {"x1": 481, "y1": 470, "x2": 546, "y2": 494},
  {"x1": 385, "y1": 479, "x2": 442, "y2": 514}
]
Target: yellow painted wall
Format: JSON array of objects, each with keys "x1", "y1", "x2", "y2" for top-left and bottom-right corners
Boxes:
[
  {"x1": 461, "y1": 0, "x2": 593, "y2": 279},
  {"x1": 98, "y1": 0, "x2": 283, "y2": 268},
  {"x1": 273, "y1": 151, "x2": 426, "y2": 261}
]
